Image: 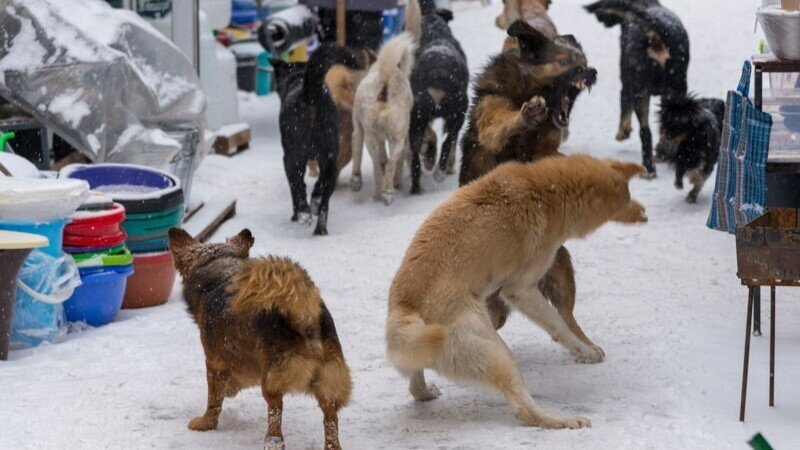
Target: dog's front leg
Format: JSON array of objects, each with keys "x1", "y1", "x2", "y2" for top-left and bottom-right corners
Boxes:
[
  {"x1": 262, "y1": 389, "x2": 285, "y2": 450},
  {"x1": 475, "y1": 95, "x2": 547, "y2": 154},
  {"x1": 188, "y1": 363, "x2": 230, "y2": 431}
]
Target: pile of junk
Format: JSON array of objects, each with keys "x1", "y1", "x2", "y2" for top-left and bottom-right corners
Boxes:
[{"x1": 0, "y1": 0, "x2": 208, "y2": 360}]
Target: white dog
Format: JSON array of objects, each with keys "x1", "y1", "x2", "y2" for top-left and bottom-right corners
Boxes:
[{"x1": 350, "y1": 31, "x2": 416, "y2": 205}]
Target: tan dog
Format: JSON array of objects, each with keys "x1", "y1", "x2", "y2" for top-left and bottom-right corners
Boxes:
[
  {"x1": 497, "y1": 0, "x2": 556, "y2": 51},
  {"x1": 386, "y1": 155, "x2": 647, "y2": 429}
]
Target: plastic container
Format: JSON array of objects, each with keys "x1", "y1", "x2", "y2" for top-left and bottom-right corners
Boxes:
[
  {"x1": 0, "y1": 177, "x2": 90, "y2": 222},
  {"x1": 257, "y1": 52, "x2": 273, "y2": 95},
  {"x1": 0, "y1": 219, "x2": 68, "y2": 257},
  {"x1": 758, "y1": 7, "x2": 800, "y2": 60},
  {"x1": 65, "y1": 203, "x2": 126, "y2": 237},
  {"x1": 123, "y1": 251, "x2": 176, "y2": 309},
  {"x1": 60, "y1": 164, "x2": 183, "y2": 214},
  {"x1": 74, "y1": 248, "x2": 133, "y2": 270},
  {"x1": 125, "y1": 236, "x2": 170, "y2": 253},
  {"x1": 63, "y1": 230, "x2": 127, "y2": 249},
  {"x1": 200, "y1": 0, "x2": 233, "y2": 30},
  {"x1": 64, "y1": 265, "x2": 133, "y2": 326},
  {"x1": 122, "y1": 208, "x2": 184, "y2": 240}
]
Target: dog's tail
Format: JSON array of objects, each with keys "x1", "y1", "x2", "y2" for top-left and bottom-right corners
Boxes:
[
  {"x1": 375, "y1": 32, "x2": 416, "y2": 92},
  {"x1": 386, "y1": 308, "x2": 446, "y2": 370},
  {"x1": 405, "y1": 0, "x2": 422, "y2": 43},
  {"x1": 302, "y1": 43, "x2": 364, "y2": 102},
  {"x1": 584, "y1": 0, "x2": 663, "y2": 31},
  {"x1": 229, "y1": 257, "x2": 322, "y2": 322}
]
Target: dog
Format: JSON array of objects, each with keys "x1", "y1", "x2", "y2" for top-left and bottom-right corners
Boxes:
[
  {"x1": 273, "y1": 44, "x2": 367, "y2": 235},
  {"x1": 656, "y1": 93, "x2": 724, "y2": 203},
  {"x1": 496, "y1": 0, "x2": 555, "y2": 51},
  {"x1": 586, "y1": 0, "x2": 690, "y2": 178},
  {"x1": 406, "y1": 0, "x2": 470, "y2": 194},
  {"x1": 386, "y1": 155, "x2": 647, "y2": 429},
  {"x1": 168, "y1": 228, "x2": 351, "y2": 450},
  {"x1": 459, "y1": 20, "x2": 597, "y2": 339},
  {"x1": 350, "y1": 31, "x2": 416, "y2": 205}
]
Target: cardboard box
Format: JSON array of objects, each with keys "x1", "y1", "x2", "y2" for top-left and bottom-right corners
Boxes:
[{"x1": 783, "y1": 0, "x2": 800, "y2": 11}]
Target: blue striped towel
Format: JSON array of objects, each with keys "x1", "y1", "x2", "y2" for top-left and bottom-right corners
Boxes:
[{"x1": 707, "y1": 61, "x2": 773, "y2": 234}]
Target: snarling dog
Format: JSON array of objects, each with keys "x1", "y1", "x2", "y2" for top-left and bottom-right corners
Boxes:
[
  {"x1": 350, "y1": 32, "x2": 416, "y2": 205},
  {"x1": 586, "y1": 0, "x2": 690, "y2": 177},
  {"x1": 386, "y1": 155, "x2": 647, "y2": 429},
  {"x1": 273, "y1": 44, "x2": 367, "y2": 235},
  {"x1": 656, "y1": 93, "x2": 724, "y2": 203},
  {"x1": 496, "y1": 0, "x2": 555, "y2": 51},
  {"x1": 169, "y1": 228, "x2": 351, "y2": 450},
  {"x1": 406, "y1": 0, "x2": 470, "y2": 193}
]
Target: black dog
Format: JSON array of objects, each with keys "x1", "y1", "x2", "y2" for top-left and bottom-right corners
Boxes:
[
  {"x1": 586, "y1": 0, "x2": 689, "y2": 178},
  {"x1": 656, "y1": 94, "x2": 724, "y2": 203},
  {"x1": 406, "y1": 0, "x2": 470, "y2": 193},
  {"x1": 272, "y1": 44, "x2": 365, "y2": 236}
]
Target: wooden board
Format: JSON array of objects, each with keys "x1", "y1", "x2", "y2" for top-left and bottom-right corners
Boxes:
[
  {"x1": 182, "y1": 195, "x2": 237, "y2": 242},
  {"x1": 213, "y1": 123, "x2": 251, "y2": 157}
]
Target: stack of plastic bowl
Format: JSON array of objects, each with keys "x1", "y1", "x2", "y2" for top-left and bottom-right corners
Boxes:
[
  {"x1": 62, "y1": 200, "x2": 133, "y2": 326},
  {"x1": 60, "y1": 164, "x2": 183, "y2": 309}
]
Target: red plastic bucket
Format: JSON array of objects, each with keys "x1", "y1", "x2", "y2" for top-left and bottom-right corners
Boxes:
[
  {"x1": 62, "y1": 229, "x2": 127, "y2": 249},
  {"x1": 65, "y1": 203, "x2": 125, "y2": 237}
]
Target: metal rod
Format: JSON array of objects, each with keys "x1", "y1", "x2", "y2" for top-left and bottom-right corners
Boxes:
[
  {"x1": 740, "y1": 286, "x2": 755, "y2": 422},
  {"x1": 754, "y1": 288, "x2": 762, "y2": 336},
  {"x1": 755, "y1": 67, "x2": 763, "y2": 111},
  {"x1": 336, "y1": 0, "x2": 346, "y2": 46},
  {"x1": 770, "y1": 286, "x2": 776, "y2": 407}
]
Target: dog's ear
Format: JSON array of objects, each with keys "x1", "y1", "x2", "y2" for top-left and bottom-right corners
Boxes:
[
  {"x1": 168, "y1": 228, "x2": 195, "y2": 252},
  {"x1": 607, "y1": 160, "x2": 646, "y2": 181},
  {"x1": 559, "y1": 34, "x2": 581, "y2": 49},
  {"x1": 508, "y1": 20, "x2": 550, "y2": 57},
  {"x1": 227, "y1": 229, "x2": 255, "y2": 257},
  {"x1": 436, "y1": 9, "x2": 454, "y2": 23}
]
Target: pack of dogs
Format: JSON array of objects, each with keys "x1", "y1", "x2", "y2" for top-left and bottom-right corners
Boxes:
[{"x1": 170, "y1": 0, "x2": 728, "y2": 447}]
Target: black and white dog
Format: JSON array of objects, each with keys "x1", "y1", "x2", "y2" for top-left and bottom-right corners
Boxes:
[
  {"x1": 586, "y1": 0, "x2": 689, "y2": 178},
  {"x1": 272, "y1": 44, "x2": 366, "y2": 235},
  {"x1": 406, "y1": 0, "x2": 469, "y2": 193},
  {"x1": 657, "y1": 93, "x2": 724, "y2": 203}
]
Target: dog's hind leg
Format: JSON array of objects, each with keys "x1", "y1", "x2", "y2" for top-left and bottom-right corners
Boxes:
[
  {"x1": 261, "y1": 388, "x2": 285, "y2": 450},
  {"x1": 436, "y1": 112, "x2": 465, "y2": 181},
  {"x1": 422, "y1": 125, "x2": 437, "y2": 172},
  {"x1": 350, "y1": 113, "x2": 365, "y2": 192},
  {"x1": 410, "y1": 99, "x2": 433, "y2": 194},
  {"x1": 310, "y1": 357, "x2": 351, "y2": 450},
  {"x1": 616, "y1": 87, "x2": 634, "y2": 142},
  {"x1": 409, "y1": 369, "x2": 441, "y2": 401},
  {"x1": 503, "y1": 282, "x2": 604, "y2": 364},
  {"x1": 189, "y1": 361, "x2": 230, "y2": 431},
  {"x1": 686, "y1": 169, "x2": 709, "y2": 204},
  {"x1": 635, "y1": 92, "x2": 656, "y2": 178},
  {"x1": 283, "y1": 154, "x2": 312, "y2": 226},
  {"x1": 540, "y1": 248, "x2": 605, "y2": 363},
  {"x1": 382, "y1": 138, "x2": 406, "y2": 205},
  {"x1": 311, "y1": 123, "x2": 340, "y2": 236},
  {"x1": 440, "y1": 310, "x2": 591, "y2": 429}
]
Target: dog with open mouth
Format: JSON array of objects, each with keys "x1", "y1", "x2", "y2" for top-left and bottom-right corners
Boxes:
[{"x1": 459, "y1": 20, "x2": 597, "y2": 185}]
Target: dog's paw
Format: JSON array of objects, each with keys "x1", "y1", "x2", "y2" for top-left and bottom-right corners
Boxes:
[
  {"x1": 640, "y1": 169, "x2": 657, "y2": 180},
  {"x1": 674, "y1": 179, "x2": 684, "y2": 190},
  {"x1": 350, "y1": 175, "x2": 363, "y2": 192},
  {"x1": 382, "y1": 189, "x2": 394, "y2": 205},
  {"x1": 615, "y1": 127, "x2": 632, "y2": 141},
  {"x1": 521, "y1": 96, "x2": 548, "y2": 125},
  {"x1": 188, "y1": 416, "x2": 217, "y2": 431},
  {"x1": 554, "y1": 415, "x2": 592, "y2": 430},
  {"x1": 575, "y1": 344, "x2": 605, "y2": 364},
  {"x1": 297, "y1": 212, "x2": 313, "y2": 227},
  {"x1": 685, "y1": 193, "x2": 698, "y2": 204},
  {"x1": 433, "y1": 168, "x2": 446, "y2": 183},
  {"x1": 264, "y1": 436, "x2": 285, "y2": 450},
  {"x1": 411, "y1": 382, "x2": 441, "y2": 402}
]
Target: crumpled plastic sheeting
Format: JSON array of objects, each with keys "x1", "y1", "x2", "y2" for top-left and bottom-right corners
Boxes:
[
  {"x1": 758, "y1": 6, "x2": 800, "y2": 61},
  {"x1": 0, "y1": 0, "x2": 207, "y2": 168}
]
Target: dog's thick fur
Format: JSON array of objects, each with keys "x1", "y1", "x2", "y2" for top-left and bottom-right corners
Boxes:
[
  {"x1": 586, "y1": 0, "x2": 690, "y2": 177},
  {"x1": 169, "y1": 228, "x2": 351, "y2": 450},
  {"x1": 386, "y1": 155, "x2": 647, "y2": 429},
  {"x1": 496, "y1": 0, "x2": 555, "y2": 50},
  {"x1": 273, "y1": 44, "x2": 366, "y2": 235},
  {"x1": 406, "y1": 0, "x2": 470, "y2": 193},
  {"x1": 656, "y1": 94, "x2": 724, "y2": 203},
  {"x1": 350, "y1": 32, "x2": 416, "y2": 205}
]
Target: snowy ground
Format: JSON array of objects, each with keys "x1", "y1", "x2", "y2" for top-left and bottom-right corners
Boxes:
[{"x1": 4, "y1": 0, "x2": 800, "y2": 448}]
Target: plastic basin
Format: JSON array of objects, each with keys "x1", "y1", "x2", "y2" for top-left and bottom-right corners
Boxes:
[
  {"x1": 65, "y1": 203, "x2": 126, "y2": 237},
  {"x1": 64, "y1": 265, "x2": 133, "y2": 326},
  {"x1": 0, "y1": 219, "x2": 68, "y2": 257},
  {"x1": 122, "y1": 206, "x2": 185, "y2": 239},
  {"x1": 126, "y1": 236, "x2": 169, "y2": 253},
  {"x1": 123, "y1": 251, "x2": 176, "y2": 309},
  {"x1": 74, "y1": 248, "x2": 133, "y2": 270},
  {"x1": 63, "y1": 230, "x2": 127, "y2": 249}
]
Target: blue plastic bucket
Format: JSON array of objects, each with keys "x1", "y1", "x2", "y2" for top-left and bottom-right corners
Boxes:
[
  {"x1": 0, "y1": 219, "x2": 67, "y2": 257},
  {"x1": 64, "y1": 265, "x2": 133, "y2": 326}
]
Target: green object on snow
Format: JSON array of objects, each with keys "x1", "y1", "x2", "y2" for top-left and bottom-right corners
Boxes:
[
  {"x1": 0, "y1": 131, "x2": 15, "y2": 151},
  {"x1": 749, "y1": 433, "x2": 773, "y2": 450}
]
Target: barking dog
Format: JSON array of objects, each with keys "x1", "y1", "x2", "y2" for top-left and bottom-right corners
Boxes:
[
  {"x1": 406, "y1": 0, "x2": 470, "y2": 193},
  {"x1": 586, "y1": 0, "x2": 690, "y2": 177},
  {"x1": 657, "y1": 94, "x2": 724, "y2": 203},
  {"x1": 169, "y1": 228, "x2": 351, "y2": 450},
  {"x1": 386, "y1": 155, "x2": 647, "y2": 429},
  {"x1": 273, "y1": 44, "x2": 366, "y2": 235},
  {"x1": 350, "y1": 31, "x2": 416, "y2": 205}
]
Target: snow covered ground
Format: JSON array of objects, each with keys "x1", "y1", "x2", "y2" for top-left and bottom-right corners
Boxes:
[{"x1": 4, "y1": 0, "x2": 800, "y2": 448}]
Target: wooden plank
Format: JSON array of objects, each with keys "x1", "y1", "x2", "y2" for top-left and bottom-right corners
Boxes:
[
  {"x1": 336, "y1": 0, "x2": 346, "y2": 45},
  {"x1": 182, "y1": 195, "x2": 237, "y2": 242},
  {"x1": 213, "y1": 124, "x2": 252, "y2": 157}
]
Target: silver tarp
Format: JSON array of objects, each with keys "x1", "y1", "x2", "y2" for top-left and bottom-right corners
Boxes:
[{"x1": 0, "y1": 0, "x2": 207, "y2": 169}]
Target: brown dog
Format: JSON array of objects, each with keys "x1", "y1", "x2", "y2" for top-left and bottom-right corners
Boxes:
[
  {"x1": 496, "y1": 0, "x2": 556, "y2": 51},
  {"x1": 168, "y1": 228, "x2": 351, "y2": 450},
  {"x1": 387, "y1": 155, "x2": 646, "y2": 429}
]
